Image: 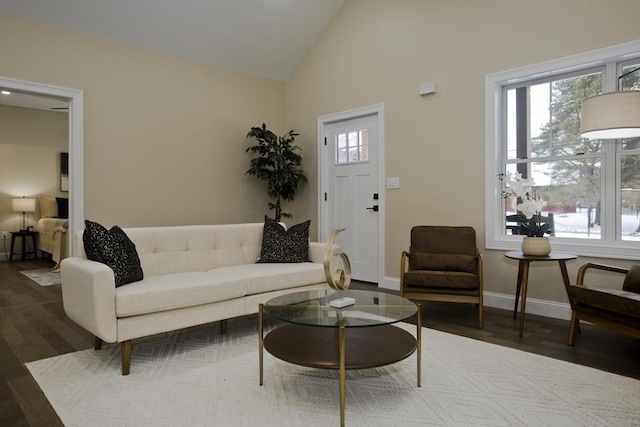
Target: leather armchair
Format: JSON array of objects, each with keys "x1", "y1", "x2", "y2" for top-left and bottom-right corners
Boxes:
[
  {"x1": 568, "y1": 263, "x2": 640, "y2": 345},
  {"x1": 400, "y1": 226, "x2": 483, "y2": 329}
]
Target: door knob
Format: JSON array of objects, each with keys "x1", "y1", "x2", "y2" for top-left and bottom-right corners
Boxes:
[{"x1": 366, "y1": 205, "x2": 379, "y2": 212}]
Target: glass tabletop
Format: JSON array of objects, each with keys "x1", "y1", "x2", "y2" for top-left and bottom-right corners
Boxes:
[{"x1": 263, "y1": 289, "x2": 418, "y2": 328}]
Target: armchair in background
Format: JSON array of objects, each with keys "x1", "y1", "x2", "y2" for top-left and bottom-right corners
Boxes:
[
  {"x1": 400, "y1": 226, "x2": 483, "y2": 329},
  {"x1": 568, "y1": 263, "x2": 640, "y2": 345}
]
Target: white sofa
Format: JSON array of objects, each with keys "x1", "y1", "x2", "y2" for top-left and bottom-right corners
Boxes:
[{"x1": 60, "y1": 223, "x2": 335, "y2": 375}]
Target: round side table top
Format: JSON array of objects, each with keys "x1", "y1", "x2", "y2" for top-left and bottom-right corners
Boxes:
[{"x1": 504, "y1": 251, "x2": 578, "y2": 261}]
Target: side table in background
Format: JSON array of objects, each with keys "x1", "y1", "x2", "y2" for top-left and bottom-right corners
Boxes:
[
  {"x1": 504, "y1": 251, "x2": 578, "y2": 337},
  {"x1": 9, "y1": 230, "x2": 39, "y2": 261}
]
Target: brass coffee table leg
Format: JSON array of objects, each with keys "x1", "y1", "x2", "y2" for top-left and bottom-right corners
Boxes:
[
  {"x1": 339, "y1": 325, "x2": 346, "y2": 427},
  {"x1": 259, "y1": 303, "x2": 264, "y2": 386}
]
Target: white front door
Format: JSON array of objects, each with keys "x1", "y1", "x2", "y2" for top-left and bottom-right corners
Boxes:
[{"x1": 322, "y1": 113, "x2": 380, "y2": 283}]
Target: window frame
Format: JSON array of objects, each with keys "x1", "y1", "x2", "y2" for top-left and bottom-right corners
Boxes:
[{"x1": 485, "y1": 40, "x2": 640, "y2": 260}]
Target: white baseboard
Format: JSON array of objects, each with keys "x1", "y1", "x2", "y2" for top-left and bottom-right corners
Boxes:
[
  {"x1": 380, "y1": 276, "x2": 571, "y2": 321},
  {"x1": 483, "y1": 291, "x2": 571, "y2": 321}
]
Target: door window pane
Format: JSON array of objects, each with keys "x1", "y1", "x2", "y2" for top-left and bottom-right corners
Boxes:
[{"x1": 335, "y1": 129, "x2": 369, "y2": 164}]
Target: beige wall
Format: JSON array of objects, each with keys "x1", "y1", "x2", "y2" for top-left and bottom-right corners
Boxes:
[
  {"x1": 1, "y1": 2, "x2": 638, "y2": 308},
  {"x1": 285, "y1": 0, "x2": 640, "y2": 302},
  {"x1": 0, "y1": 13, "x2": 285, "y2": 228},
  {"x1": 0, "y1": 105, "x2": 68, "y2": 232}
]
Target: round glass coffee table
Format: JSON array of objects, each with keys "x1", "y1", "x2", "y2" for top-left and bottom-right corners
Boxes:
[{"x1": 258, "y1": 289, "x2": 421, "y2": 427}]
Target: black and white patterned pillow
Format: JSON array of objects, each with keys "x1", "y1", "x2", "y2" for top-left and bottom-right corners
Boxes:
[
  {"x1": 83, "y1": 220, "x2": 144, "y2": 287},
  {"x1": 257, "y1": 216, "x2": 310, "y2": 263}
]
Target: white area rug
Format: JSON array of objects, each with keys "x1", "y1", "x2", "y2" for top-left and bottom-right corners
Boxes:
[
  {"x1": 26, "y1": 318, "x2": 640, "y2": 427},
  {"x1": 20, "y1": 268, "x2": 61, "y2": 287}
]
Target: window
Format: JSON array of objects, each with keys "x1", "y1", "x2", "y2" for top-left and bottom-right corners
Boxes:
[
  {"x1": 335, "y1": 129, "x2": 369, "y2": 164},
  {"x1": 485, "y1": 41, "x2": 640, "y2": 259}
]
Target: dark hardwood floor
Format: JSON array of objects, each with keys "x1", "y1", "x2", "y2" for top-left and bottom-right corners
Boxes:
[{"x1": 1, "y1": 260, "x2": 638, "y2": 426}]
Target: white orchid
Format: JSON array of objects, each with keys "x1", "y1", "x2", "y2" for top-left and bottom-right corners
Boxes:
[{"x1": 501, "y1": 172, "x2": 550, "y2": 237}]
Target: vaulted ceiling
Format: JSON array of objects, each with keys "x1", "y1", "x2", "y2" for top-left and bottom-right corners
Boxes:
[{"x1": 0, "y1": 0, "x2": 344, "y2": 82}]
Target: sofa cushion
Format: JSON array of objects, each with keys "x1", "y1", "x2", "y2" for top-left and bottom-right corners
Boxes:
[
  {"x1": 571, "y1": 284, "x2": 640, "y2": 320},
  {"x1": 409, "y1": 252, "x2": 476, "y2": 274},
  {"x1": 115, "y1": 271, "x2": 248, "y2": 317},
  {"x1": 233, "y1": 262, "x2": 326, "y2": 295},
  {"x1": 83, "y1": 220, "x2": 143, "y2": 287},
  {"x1": 115, "y1": 263, "x2": 326, "y2": 317},
  {"x1": 258, "y1": 216, "x2": 310, "y2": 263},
  {"x1": 403, "y1": 270, "x2": 479, "y2": 290},
  {"x1": 121, "y1": 223, "x2": 265, "y2": 277}
]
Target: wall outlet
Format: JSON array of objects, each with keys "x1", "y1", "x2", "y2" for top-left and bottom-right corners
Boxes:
[{"x1": 1, "y1": 231, "x2": 7, "y2": 240}]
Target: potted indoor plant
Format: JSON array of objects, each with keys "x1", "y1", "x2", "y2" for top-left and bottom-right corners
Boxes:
[
  {"x1": 245, "y1": 123, "x2": 307, "y2": 221},
  {"x1": 501, "y1": 172, "x2": 551, "y2": 255}
]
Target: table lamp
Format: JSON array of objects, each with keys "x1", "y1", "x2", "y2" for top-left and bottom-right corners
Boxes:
[{"x1": 12, "y1": 197, "x2": 36, "y2": 231}]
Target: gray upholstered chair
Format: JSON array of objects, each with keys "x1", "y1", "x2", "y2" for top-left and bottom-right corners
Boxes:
[
  {"x1": 400, "y1": 226, "x2": 483, "y2": 329},
  {"x1": 568, "y1": 263, "x2": 640, "y2": 345}
]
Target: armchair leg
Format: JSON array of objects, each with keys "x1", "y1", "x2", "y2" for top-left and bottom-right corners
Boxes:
[
  {"x1": 94, "y1": 336, "x2": 103, "y2": 350},
  {"x1": 121, "y1": 340, "x2": 132, "y2": 376},
  {"x1": 568, "y1": 312, "x2": 579, "y2": 346},
  {"x1": 478, "y1": 304, "x2": 484, "y2": 330}
]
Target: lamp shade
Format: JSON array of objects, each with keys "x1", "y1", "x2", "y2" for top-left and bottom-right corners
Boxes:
[
  {"x1": 580, "y1": 91, "x2": 640, "y2": 139},
  {"x1": 12, "y1": 198, "x2": 36, "y2": 213}
]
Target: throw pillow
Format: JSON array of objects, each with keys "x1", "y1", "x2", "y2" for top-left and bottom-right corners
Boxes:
[
  {"x1": 257, "y1": 216, "x2": 310, "y2": 263},
  {"x1": 83, "y1": 220, "x2": 144, "y2": 287},
  {"x1": 56, "y1": 198, "x2": 69, "y2": 219},
  {"x1": 39, "y1": 195, "x2": 58, "y2": 218}
]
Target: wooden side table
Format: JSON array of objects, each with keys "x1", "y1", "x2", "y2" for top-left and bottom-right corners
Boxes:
[
  {"x1": 504, "y1": 251, "x2": 577, "y2": 337},
  {"x1": 9, "y1": 231, "x2": 39, "y2": 261}
]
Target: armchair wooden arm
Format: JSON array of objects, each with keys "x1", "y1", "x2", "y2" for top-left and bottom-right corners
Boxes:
[
  {"x1": 569, "y1": 262, "x2": 640, "y2": 345},
  {"x1": 576, "y1": 262, "x2": 629, "y2": 286}
]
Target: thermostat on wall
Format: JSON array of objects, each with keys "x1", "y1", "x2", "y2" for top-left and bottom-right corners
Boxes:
[{"x1": 419, "y1": 83, "x2": 437, "y2": 96}]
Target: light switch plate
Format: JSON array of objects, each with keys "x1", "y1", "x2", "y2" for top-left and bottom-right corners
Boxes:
[{"x1": 386, "y1": 177, "x2": 400, "y2": 189}]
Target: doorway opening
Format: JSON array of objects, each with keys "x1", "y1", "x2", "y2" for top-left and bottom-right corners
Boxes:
[{"x1": 0, "y1": 77, "x2": 84, "y2": 256}]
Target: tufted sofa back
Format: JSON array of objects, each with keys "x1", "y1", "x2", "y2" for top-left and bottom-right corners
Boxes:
[{"x1": 75, "y1": 223, "x2": 265, "y2": 277}]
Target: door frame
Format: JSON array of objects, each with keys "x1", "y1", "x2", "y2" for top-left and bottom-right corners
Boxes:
[
  {"x1": 317, "y1": 103, "x2": 385, "y2": 285},
  {"x1": 0, "y1": 77, "x2": 84, "y2": 256}
]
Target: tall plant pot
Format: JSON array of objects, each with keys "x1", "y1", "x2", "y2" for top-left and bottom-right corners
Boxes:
[{"x1": 521, "y1": 237, "x2": 551, "y2": 256}]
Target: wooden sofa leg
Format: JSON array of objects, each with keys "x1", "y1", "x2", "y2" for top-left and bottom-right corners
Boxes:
[
  {"x1": 220, "y1": 319, "x2": 227, "y2": 335},
  {"x1": 94, "y1": 336, "x2": 103, "y2": 350},
  {"x1": 568, "y1": 312, "x2": 579, "y2": 346},
  {"x1": 121, "y1": 340, "x2": 132, "y2": 376}
]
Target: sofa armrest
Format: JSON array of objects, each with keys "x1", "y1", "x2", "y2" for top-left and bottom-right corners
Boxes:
[
  {"x1": 60, "y1": 257, "x2": 118, "y2": 343},
  {"x1": 309, "y1": 241, "x2": 339, "y2": 264}
]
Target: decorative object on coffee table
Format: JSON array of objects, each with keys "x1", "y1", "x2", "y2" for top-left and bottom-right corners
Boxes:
[{"x1": 323, "y1": 228, "x2": 351, "y2": 290}]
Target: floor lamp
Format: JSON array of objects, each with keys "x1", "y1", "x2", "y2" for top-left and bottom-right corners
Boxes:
[{"x1": 12, "y1": 197, "x2": 36, "y2": 232}]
